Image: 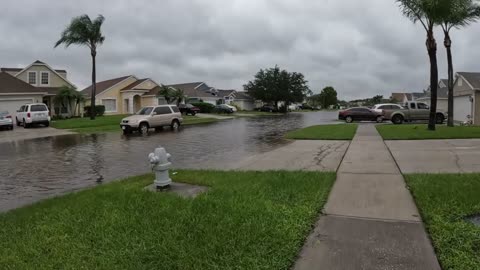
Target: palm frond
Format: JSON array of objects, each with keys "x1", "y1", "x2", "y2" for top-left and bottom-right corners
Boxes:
[{"x1": 54, "y1": 14, "x2": 105, "y2": 49}]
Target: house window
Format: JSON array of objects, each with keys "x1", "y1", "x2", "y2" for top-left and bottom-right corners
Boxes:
[
  {"x1": 102, "y1": 99, "x2": 117, "y2": 112},
  {"x1": 40, "y1": 72, "x2": 49, "y2": 85},
  {"x1": 28, "y1": 72, "x2": 37, "y2": 85}
]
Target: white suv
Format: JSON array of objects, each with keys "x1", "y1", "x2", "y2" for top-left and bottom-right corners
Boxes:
[
  {"x1": 120, "y1": 105, "x2": 183, "y2": 134},
  {"x1": 16, "y1": 103, "x2": 51, "y2": 128}
]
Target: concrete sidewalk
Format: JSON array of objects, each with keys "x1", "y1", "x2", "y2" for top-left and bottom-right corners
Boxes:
[{"x1": 294, "y1": 124, "x2": 441, "y2": 270}]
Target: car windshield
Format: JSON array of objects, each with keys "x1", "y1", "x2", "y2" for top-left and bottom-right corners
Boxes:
[
  {"x1": 136, "y1": 107, "x2": 153, "y2": 115},
  {"x1": 0, "y1": 111, "x2": 8, "y2": 116}
]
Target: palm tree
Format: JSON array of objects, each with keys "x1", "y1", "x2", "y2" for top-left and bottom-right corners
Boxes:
[
  {"x1": 158, "y1": 84, "x2": 176, "y2": 104},
  {"x1": 172, "y1": 88, "x2": 186, "y2": 106},
  {"x1": 438, "y1": 0, "x2": 480, "y2": 126},
  {"x1": 397, "y1": 0, "x2": 443, "y2": 130},
  {"x1": 54, "y1": 14, "x2": 105, "y2": 120},
  {"x1": 54, "y1": 86, "x2": 76, "y2": 116},
  {"x1": 72, "y1": 90, "x2": 86, "y2": 116}
]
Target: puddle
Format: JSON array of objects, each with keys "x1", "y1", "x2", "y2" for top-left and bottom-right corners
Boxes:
[{"x1": 466, "y1": 215, "x2": 480, "y2": 227}]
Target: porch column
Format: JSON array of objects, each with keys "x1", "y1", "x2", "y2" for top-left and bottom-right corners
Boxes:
[{"x1": 129, "y1": 98, "x2": 134, "y2": 114}]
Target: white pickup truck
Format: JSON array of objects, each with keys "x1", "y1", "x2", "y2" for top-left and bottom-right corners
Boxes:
[{"x1": 389, "y1": 101, "x2": 447, "y2": 125}]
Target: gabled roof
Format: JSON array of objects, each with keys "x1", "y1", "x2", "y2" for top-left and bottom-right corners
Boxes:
[
  {"x1": 168, "y1": 82, "x2": 218, "y2": 98},
  {"x1": 81, "y1": 75, "x2": 132, "y2": 97},
  {"x1": 121, "y1": 78, "x2": 149, "y2": 90},
  {"x1": 1, "y1": 67, "x2": 67, "y2": 73},
  {"x1": 457, "y1": 72, "x2": 480, "y2": 89},
  {"x1": 217, "y1": 89, "x2": 236, "y2": 97},
  {"x1": 439, "y1": 79, "x2": 448, "y2": 87},
  {"x1": 11, "y1": 60, "x2": 74, "y2": 87},
  {"x1": 0, "y1": 72, "x2": 46, "y2": 94},
  {"x1": 234, "y1": 91, "x2": 254, "y2": 100}
]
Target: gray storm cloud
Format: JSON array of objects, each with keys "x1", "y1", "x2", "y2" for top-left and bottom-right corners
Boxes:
[{"x1": 1, "y1": 0, "x2": 479, "y2": 100}]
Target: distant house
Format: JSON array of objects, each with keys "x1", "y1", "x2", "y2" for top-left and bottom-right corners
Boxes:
[
  {"x1": 416, "y1": 80, "x2": 448, "y2": 111},
  {"x1": 232, "y1": 91, "x2": 257, "y2": 111},
  {"x1": 0, "y1": 60, "x2": 78, "y2": 116},
  {"x1": 390, "y1": 93, "x2": 409, "y2": 103},
  {"x1": 453, "y1": 72, "x2": 480, "y2": 125},
  {"x1": 81, "y1": 75, "x2": 165, "y2": 115}
]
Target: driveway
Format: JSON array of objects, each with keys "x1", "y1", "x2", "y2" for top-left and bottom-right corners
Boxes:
[
  {"x1": 386, "y1": 139, "x2": 480, "y2": 173},
  {"x1": 0, "y1": 126, "x2": 74, "y2": 144}
]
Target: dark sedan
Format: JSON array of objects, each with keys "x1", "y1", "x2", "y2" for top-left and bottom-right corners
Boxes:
[
  {"x1": 214, "y1": 104, "x2": 234, "y2": 114},
  {"x1": 338, "y1": 107, "x2": 384, "y2": 123},
  {"x1": 178, "y1": 104, "x2": 200, "y2": 116}
]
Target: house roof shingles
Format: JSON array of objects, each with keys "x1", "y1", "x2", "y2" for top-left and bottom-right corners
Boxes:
[
  {"x1": 0, "y1": 71, "x2": 45, "y2": 94},
  {"x1": 458, "y1": 72, "x2": 480, "y2": 89},
  {"x1": 121, "y1": 78, "x2": 149, "y2": 90},
  {"x1": 81, "y1": 75, "x2": 131, "y2": 97},
  {"x1": 168, "y1": 82, "x2": 218, "y2": 98},
  {"x1": 234, "y1": 91, "x2": 254, "y2": 100}
]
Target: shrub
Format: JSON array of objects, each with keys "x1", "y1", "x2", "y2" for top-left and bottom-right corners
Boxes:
[
  {"x1": 191, "y1": 102, "x2": 215, "y2": 113},
  {"x1": 84, "y1": 105, "x2": 106, "y2": 117}
]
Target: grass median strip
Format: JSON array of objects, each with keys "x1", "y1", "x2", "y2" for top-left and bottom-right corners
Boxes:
[
  {"x1": 376, "y1": 124, "x2": 480, "y2": 140},
  {"x1": 52, "y1": 115, "x2": 219, "y2": 133},
  {"x1": 405, "y1": 174, "x2": 480, "y2": 270},
  {"x1": 0, "y1": 170, "x2": 335, "y2": 269},
  {"x1": 285, "y1": 124, "x2": 358, "y2": 140}
]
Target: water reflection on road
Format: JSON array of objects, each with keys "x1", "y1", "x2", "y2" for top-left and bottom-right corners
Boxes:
[{"x1": 0, "y1": 111, "x2": 338, "y2": 212}]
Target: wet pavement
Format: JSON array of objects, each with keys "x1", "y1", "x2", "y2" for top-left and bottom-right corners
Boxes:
[{"x1": 0, "y1": 111, "x2": 338, "y2": 212}]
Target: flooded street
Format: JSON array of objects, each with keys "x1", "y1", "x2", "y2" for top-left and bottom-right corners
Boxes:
[{"x1": 0, "y1": 111, "x2": 338, "y2": 212}]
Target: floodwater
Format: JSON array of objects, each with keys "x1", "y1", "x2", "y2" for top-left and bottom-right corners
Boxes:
[{"x1": 0, "y1": 111, "x2": 338, "y2": 212}]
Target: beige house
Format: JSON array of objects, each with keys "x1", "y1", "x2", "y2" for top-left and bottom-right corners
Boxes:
[
  {"x1": 81, "y1": 75, "x2": 166, "y2": 115},
  {"x1": 0, "y1": 60, "x2": 77, "y2": 116}
]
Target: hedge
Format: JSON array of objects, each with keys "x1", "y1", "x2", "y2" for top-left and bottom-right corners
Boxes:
[
  {"x1": 191, "y1": 102, "x2": 215, "y2": 113},
  {"x1": 84, "y1": 105, "x2": 106, "y2": 117}
]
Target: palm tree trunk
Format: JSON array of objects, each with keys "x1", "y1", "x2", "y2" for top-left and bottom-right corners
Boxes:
[
  {"x1": 426, "y1": 30, "x2": 438, "y2": 131},
  {"x1": 90, "y1": 51, "x2": 97, "y2": 120},
  {"x1": 444, "y1": 32, "x2": 454, "y2": 127}
]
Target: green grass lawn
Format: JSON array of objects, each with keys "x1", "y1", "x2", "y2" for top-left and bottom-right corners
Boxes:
[
  {"x1": 285, "y1": 124, "x2": 358, "y2": 140},
  {"x1": 52, "y1": 115, "x2": 219, "y2": 133},
  {"x1": 376, "y1": 124, "x2": 480, "y2": 140},
  {"x1": 405, "y1": 174, "x2": 480, "y2": 270},
  {"x1": 0, "y1": 170, "x2": 335, "y2": 270}
]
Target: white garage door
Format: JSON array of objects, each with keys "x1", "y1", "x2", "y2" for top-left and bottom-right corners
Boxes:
[
  {"x1": 0, "y1": 99, "x2": 33, "y2": 122},
  {"x1": 454, "y1": 96, "x2": 472, "y2": 123}
]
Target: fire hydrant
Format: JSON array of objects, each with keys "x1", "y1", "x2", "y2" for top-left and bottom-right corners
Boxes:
[{"x1": 148, "y1": 147, "x2": 172, "y2": 189}]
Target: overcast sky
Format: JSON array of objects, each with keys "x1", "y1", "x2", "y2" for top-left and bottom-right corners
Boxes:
[{"x1": 1, "y1": 0, "x2": 479, "y2": 100}]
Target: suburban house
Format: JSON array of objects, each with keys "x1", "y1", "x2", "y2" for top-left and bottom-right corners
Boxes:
[
  {"x1": 390, "y1": 92, "x2": 425, "y2": 104},
  {"x1": 416, "y1": 80, "x2": 448, "y2": 111},
  {"x1": 453, "y1": 72, "x2": 480, "y2": 125},
  {"x1": 169, "y1": 82, "x2": 257, "y2": 110},
  {"x1": 81, "y1": 75, "x2": 163, "y2": 115},
  {"x1": 0, "y1": 60, "x2": 78, "y2": 116}
]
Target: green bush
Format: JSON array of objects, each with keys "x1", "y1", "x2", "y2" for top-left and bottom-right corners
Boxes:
[
  {"x1": 191, "y1": 102, "x2": 215, "y2": 113},
  {"x1": 84, "y1": 105, "x2": 106, "y2": 117}
]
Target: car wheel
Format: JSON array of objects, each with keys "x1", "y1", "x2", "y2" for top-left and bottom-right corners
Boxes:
[
  {"x1": 392, "y1": 115, "x2": 404, "y2": 125},
  {"x1": 345, "y1": 116, "x2": 353, "y2": 123},
  {"x1": 138, "y1": 122, "x2": 149, "y2": 134},
  {"x1": 45, "y1": 122, "x2": 50, "y2": 127},
  {"x1": 376, "y1": 116, "x2": 383, "y2": 123},
  {"x1": 436, "y1": 114, "x2": 445, "y2": 124},
  {"x1": 171, "y1": 119, "x2": 180, "y2": 130},
  {"x1": 23, "y1": 119, "x2": 29, "y2": 128},
  {"x1": 16, "y1": 118, "x2": 21, "y2": 126}
]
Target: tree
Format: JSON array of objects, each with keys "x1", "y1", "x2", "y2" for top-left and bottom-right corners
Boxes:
[
  {"x1": 438, "y1": 0, "x2": 480, "y2": 126},
  {"x1": 244, "y1": 65, "x2": 311, "y2": 112},
  {"x1": 171, "y1": 88, "x2": 186, "y2": 106},
  {"x1": 54, "y1": 86, "x2": 75, "y2": 115},
  {"x1": 72, "y1": 90, "x2": 86, "y2": 116},
  {"x1": 397, "y1": 0, "x2": 443, "y2": 130},
  {"x1": 55, "y1": 14, "x2": 105, "y2": 120},
  {"x1": 158, "y1": 84, "x2": 177, "y2": 104},
  {"x1": 371, "y1": 95, "x2": 383, "y2": 105},
  {"x1": 318, "y1": 87, "x2": 338, "y2": 109}
]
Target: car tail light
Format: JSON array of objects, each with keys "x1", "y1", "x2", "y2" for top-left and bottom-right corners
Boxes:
[
  {"x1": 6, "y1": 115, "x2": 11, "y2": 118},
  {"x1": 27, "y1": 112, "x2": 31, "y2": 118}
]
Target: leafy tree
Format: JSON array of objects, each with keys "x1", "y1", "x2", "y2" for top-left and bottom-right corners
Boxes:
[
  {"x1": 158, "y1": 84, "x2": 175, "y2": 104},
  {"x1": 172, "y1": 88, "x2": 186, "y2": 106},
  {"x1": 397, "y1": 0, "x2": 443, "y2": 130},
  {"x1": 318, "y1": 87, "x2": 338, "y2": 109},
  {"x1": 55, "y1": 14, "x2": 105, "y2": 120},
  {"x1": 371, "y1": 95, "x2": 383, "y2": 105},
  {"x1": 437, "y1": 0, "x2": 480, "y2": 126},
  {"x1": 244, "y1": 66, "x2": 311, "y2": 112},
  {"x1": 54, "y1": 86, "x2": 84, "y2": 116}
]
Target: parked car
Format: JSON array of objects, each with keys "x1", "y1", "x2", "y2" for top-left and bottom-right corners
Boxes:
[
  {"x1": 389, "y1": 101, "x2": 447, "y2": 125},
  {"x1": 120, "y1": 105, "x2": 183, "y2": 135},
  {"x1": 371, "y1": 103, "x2": 405, "y2": 120},
  {"x1": 15, "y1": 103, "x2": 50, "y2": 128},
  {"x1": 178, "y1": 104, "x2": 200, "y2": 116},
  {"x1": 224, "y1": 104, "x2": 238, "y2": 112},
  {"x1": 0, "y1": 111, "x2": 14, "y2": 130},
  {"x1": 338, "y1": 107, "x2": 384, "y2": 123},
  {"x1": 258, "y1": 105, "x2": 278, "y2": 112},
  {"x1": 214, "y1": 104, "x2": 234, "y2": 114}
]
